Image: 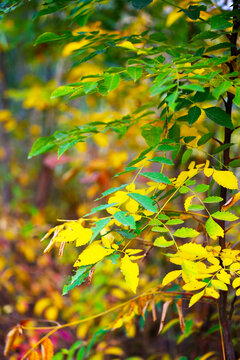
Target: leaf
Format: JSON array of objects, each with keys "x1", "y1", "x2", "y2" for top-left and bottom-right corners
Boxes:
[
  {"x1": 131, "y1": 0, "x2": 153, "y2": 9},
  {"x1": 205, "y1": 287, "x2": 219, "y2": 299},
  {"x1": 127, "y1": 66, "x2": 142, "y2": 81},
  {"x1": 189, "y1": 290, "x2": 204, "y2": 308},
  {"x1": 217, "y1": 270, "x2": 230, "y2": 285},
  {"x1": 84, "y1": 203, "x2": 118, "y2": 217},
  {"x1": 83, "y1": 81, "x2": 98, "y2": 94},
  {"x1": 174, "y1": 227, "x2": 199, "y2": 238},
  {"x1": 28, "y1": 136, "x2": 56, "y2": 158},
  {"x1": 176, "y1": 299, "x2": 185, "y2": 333},
  {"x1": 90, "y1": 218, "x2": 111, "y2": 242},
  {"x1": 213, "y1": 170, "x2": 238, "y2": 190},
  {"x1": 233, "y1": 87, "x2": 240, "y2": 106},
  {"x1": 229, "y1": 159, "x2": 240, "y2": 168},
  {"x1": 149, "y1": 156, "x2": 173, "y2": 165},
  {"x1": 120, "y1": 254, "x2": 139, "y2": 293},
  {"x1": 62, "y1": 266, "x2": 92, "y2": 295},
  {"x1": 96, "y1": 184, "x2": 127, "y2": 200},
  {"x1": 74, "y1": 242, "x2": 114, "y2": 266},
  {"x1": 51, "y1": 86, "x2": 76, "y2": 99},
  {"x1": 194, "y1": 184, "x2": 209, "y2": 193},
  {"x1": 211, "y1": 211, "x2": 238, "y2": 222},
  {"x1": 212, "y1": 81, "x2": 232, "y2": 99},
  {"x1": 204, "y1": 107, "x2": 234, "y2": 130},
  {"x1": 205, "y1": 217, "x2": 224, "y2": 240},
  {"x1": 184, "y1": 195, "x2": 195, "y2": 212},
  {"x1": 232, "y1": 277, "x2": 240, "y2": 289},
  {"x1": 29, "y1": 350, "x2": 41, "y2": 360},
  {"x1": 188, "y1": 106, "x2": 201, "y2": 125},
  {"x1": 141, "y1": 125, "x2": 162, "y2": 147},
  {"x1": 165, "y1": 219, "x2": 184, "y2": 226},
  {"x1": 41, "y1": 338, "x2": 54, "y2": 360},
  {"x1": 162, "y1": 270, "x2": 182, "y2": 286},
  {"x1": 197, "y1": 133, "x2": 214, "y2": 146},
  {"x1": 158, "y1": 299, "x2": 173, "y2": 333},
  {"x1": 183, "y1": 281, "x2": 206, "y2": 291},
  {"x1": 128, "y1": 193, "x2": 157, "y2": 212},
  {"x1": 181, "y1": 149, "x2": 193, "y2": 165},
  {"x1": 103, "y1": 73, "x2": 120, "y2": 93},
  {"x1": 181, "y1": 84, "x2": 204, "y2": 92},
  {"x1": 140, "y1": 171, "x2": 171, "y2": 184},
  {"x1": 221, "y1": 192, "x2": 240, "y2": 211},
  {"x1": 4, "y1": 325, "x2": 22, "y2": 357},
  {"x1": 35, "y1": 32, "x2": 63, "y2": 45},
  {"x1": 210, "y1": 14, "x2": 231, "y2": 30},
  {"x1": 211, "y1": 279, "x2": 228, "y2": 291},
  {"x1": 113, "y1": 211, "x2": 136, "y2": 229},
  {"x1": 203, "y1": 196, "x2": 223, "y2": 204},
  {"x1": 153, "y1": 236, "x2": 174, "y2": 248}
]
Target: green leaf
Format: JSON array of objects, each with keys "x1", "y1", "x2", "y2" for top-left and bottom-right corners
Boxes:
[
  {"x1": 128, "y1": 193, "x2": 157, "y2": 213},
  {"x1": 62, "y1": 266, "x2": 92, "y2": 295},
  {"x1": 203, "y1": 196, "x2": 223, "y2": 203},
  {"x1": 212, "y1": 81, "x2": 232, "y2": 99},
  {"x1": 34, "y1": 32, "x2": 63, "y2": 45},
  {"x1": 96, "y1": 184, "x2": 127, "y2": 200},
  {"x1": 181, "y1": 84, "x2": 204, "y2": 92},
  {"x1": 149, "y1": 156, "x2": 173, "y2": 165},
  {"x1": 157, "y1": 144, "x2": 175, "y2": 152},
  {"x1": 131, "y1": 0, "x2": 153, "y2": 9},
  {"x1": 194, "y1": 184, "x2": 209, "y2": 193},
  {"x1": 154, "y1": 236, "x2": 174, "y2": 248},
  {"x1": 188, "y1": 205, "x2": 205, "y2": 211},
  {"x1": 174, "y1": 227, "x2": 200, "y2": 238},
  {"x1": 233, "y1": 87, "x2": 240, "y2": 107},
  {"x1": 90, "y1": 218, "x2": 111, "y2": 242},
  {"x1": 140, "y1": 172, "x2": 171, "y2": 184},
  {"x1": 213, "y1": 143, "x2": 234, "y2": 155},
  {"x1": 197, "y1": 132, "x2": 214, "y2": 146},
  {"x1": 51, "y1": 86, "x2": 76, "y2": 99},
  {"x1": 141, "y1": 125, "x2": 162, "y2": 147},
  {"x1": 188, "y1": 106, "x2": 201, "y2": 125},
  {"x1": 165, "y1": 219, "x2": 184, "y2": 226},
  {"x1": 113, "y1": 211, "x2": 136, "y2": 229},
  {"x1": 84, "y1": 203, "x2": 118, "y2": 217},
  {"x1": 83, "y1": 81, "x2": 98, "y2": 94},
  {"x1": 204, "y1": 107, "x2": 234, "y2": 129},
  {"x1": 229, "y1": 159, "x2": 240, "y2": 168},
  {"x1": 181, "y1": 149, "x2": 192, "y2": 165},
  {"x1": 104, "y1": 73, "x2": 120, "y2": 93},
  {"x1": 127, "y1": 66, "x2": 142, "y2": 81},
  {"x1": 28, "y1": 136, "x2": 56, "y2": 158},
  {"x1": 184, "y1": 136, "x2": 196, "y2": 143},
  {"x1": 210, "y1": 14, "x2": 232, "y2": 30},
  {"x1": 205, "y1": 217, "x2": 223, "y2": 240},
  {"x1": 211, "y1": 211, "x2": 238, "y2": 222}
]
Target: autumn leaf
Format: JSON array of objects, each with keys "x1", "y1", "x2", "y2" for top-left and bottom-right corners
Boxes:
[{"x1": 120, "y1": 254, "x2": 139, "y2": 293}]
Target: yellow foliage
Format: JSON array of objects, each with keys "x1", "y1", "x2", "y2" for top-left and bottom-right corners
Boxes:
[
  {"x1": 212, "y1": 170, "x2": 238, "y2": 190},
  {"x1": 120, "y1": 254, "x2": 139, "y2": 293},
  {"x1": 74, "y1": 242, "x2": 114, "y2": 266}
]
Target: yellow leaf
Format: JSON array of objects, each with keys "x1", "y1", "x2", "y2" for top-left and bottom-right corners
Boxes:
[
  {"x1": 184, "y1": 195, "x2": 195, "y2": 212},
  {"x1": 183, "y1": 281, "x2": 206, "y2": 291},
  {"x1": 189, "y1": 290, "x2": 205, "y2": 308},
  {"x1": 230, "y1": 263, "x2": 240, "y2": 271},
  {"x1": 117, "y1": 41, "x2": 137, "y2": 51},
  {"x1": 205, "y1": 287, "x2": 219, "y2": 299},
  {"x1": 213, "y1": 170, "x2": 238, "y2": 190},
  {"x1": 162, "y1": 270, "x2": 182, "y2": 286},
  {"x1": 166, "y1": 7, "x2": 184, "y2": 27},
  {"x1": 120, "y1": 254, "x2": 139, "y2": 293},
  {"x1": 232, "y1": 277, "x2": 240, "y2": 288},
  {"x1": 211, "y1": 279, "x2": 228, "y2": 291},
  {"x1": 236, "y1": 288, "x2": 240, "y2": 296},
  {"x1": 204, "y1": 168, "x2": 214, "y2": 177},
  {"x1": 217, "y1": 270, "x2": 230, "y2": 284},
  {"x1": 125, "y1": 199, "x2": 139, "y2": 213},
  {"x1": 179, "y1": 243, "x2": 208, "y2": 260},
  {"x1": 74, "y1": 242, "x2": 114, "y2": 266}
]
